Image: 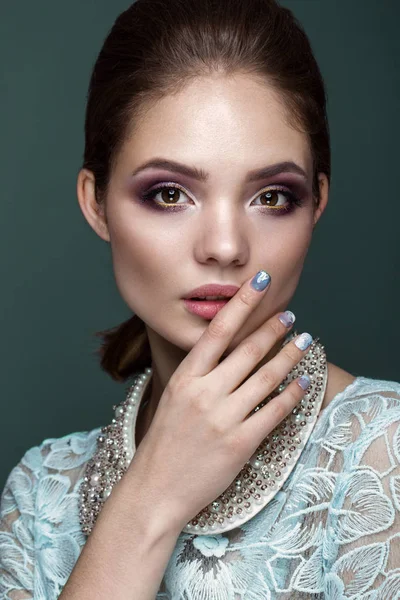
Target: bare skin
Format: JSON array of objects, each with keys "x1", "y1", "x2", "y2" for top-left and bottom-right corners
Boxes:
[
  {"x1": 77, "y1": 71, "x2": 355, "y2": 449},
  {"x1": 60, "y1": 276, "x2": 344, "y2": 600},
  {"x1": 323, "y1": 363, "x2": 356, "y2": 411},
  {"x1": 134, "y1": 362, "x2": 356, "y2": 448}
]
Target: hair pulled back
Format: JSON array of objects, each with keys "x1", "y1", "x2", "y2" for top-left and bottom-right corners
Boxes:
[{"x1": 84, "y1": 0, "x2": 330, "y2": 382}]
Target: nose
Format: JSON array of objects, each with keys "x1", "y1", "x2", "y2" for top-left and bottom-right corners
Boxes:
[{"x1": 194, "y1": 202, "x2": 250, "y2": 267}]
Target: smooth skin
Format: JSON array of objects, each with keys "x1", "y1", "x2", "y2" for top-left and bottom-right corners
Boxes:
[
  {"x1": 130, "y1": 278, "x2": 320, "y2": 529},
  {"x1": 65, "y1": 72, "x2": 356, "y2": 599},
  {"x1": 77, "y1": 72, "x2": 355, "y2": 446},
  {"x1": 60, "y1": 274, "x2": 324, "y2": 600}
]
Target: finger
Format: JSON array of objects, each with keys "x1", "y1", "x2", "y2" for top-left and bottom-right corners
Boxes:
[
  {"x1": 176, "y1": 269, "x2": 272, "y2": 378},
  {"x1": 239, "y1": 374, "x2": 311, "y2": 445},
  {"x1": 209, "y1": 310, "x2": 296, "y2": 396},
  {"x1": 228, "y1": 332, "x2": 313, "y2": 422}
]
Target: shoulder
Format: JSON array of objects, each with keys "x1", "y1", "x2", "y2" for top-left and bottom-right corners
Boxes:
[
  {"x1": 36, "y1": 427, "x2": 102, "y2": 472},
  {"x1": 22, "y1": 426, "x2": 101, "y2": 476},
  {"x1": 0, "y1": 429, "x2": 101, "y2": 597},
  {"x1": 1, "y1": 427, "x2": 101, "y2": 515},
  {"x1": 321, "y1": 362, "x2": 358, "y2": 412},
  {"x1": 315, "y1": 365, "x2": 400, "y2": 463},
  {"x1": 318, "y1": 373, "x2": 400, "y2": 596},
  {"x1": 323, "y1": 362, "x2": 400, "y2": 412}
]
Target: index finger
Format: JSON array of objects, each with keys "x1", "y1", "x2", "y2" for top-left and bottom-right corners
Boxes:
[{"x1": 177, "y1": 269, "x2": 271, "y2": 378}]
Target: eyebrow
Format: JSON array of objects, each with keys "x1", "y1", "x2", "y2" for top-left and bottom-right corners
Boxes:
[{"x1": 131, "y1": 158, "x2": 308, "y2": 183}]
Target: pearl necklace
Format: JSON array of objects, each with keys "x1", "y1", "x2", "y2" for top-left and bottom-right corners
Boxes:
[{"x1": 79, "y1": 330, "x2": 327, "y2": 536}]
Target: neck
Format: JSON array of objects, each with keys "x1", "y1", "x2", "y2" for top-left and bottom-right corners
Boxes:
[{"x1": 134, "y1": 375, "x2": 153, "y2": 447}]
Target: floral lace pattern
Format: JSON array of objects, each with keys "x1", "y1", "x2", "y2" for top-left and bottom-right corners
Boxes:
[{"x1": 1, "y1": 376, "x2": 400, "y2": 599}]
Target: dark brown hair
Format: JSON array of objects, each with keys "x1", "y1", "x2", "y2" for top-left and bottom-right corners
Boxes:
[{"x1": 83, "y1": 0, "x2": 330, "y2": 382}]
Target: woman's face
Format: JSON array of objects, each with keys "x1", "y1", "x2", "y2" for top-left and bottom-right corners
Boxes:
[{"x1": 79, "y1": 73, "x2": 328, "y2": 362}]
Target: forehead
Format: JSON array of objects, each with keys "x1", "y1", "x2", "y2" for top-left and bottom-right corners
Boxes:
[{"x1": 120, "y1": 73, "x2": 312, "y2": 177}]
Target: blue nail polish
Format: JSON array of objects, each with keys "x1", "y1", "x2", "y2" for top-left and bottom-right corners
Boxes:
[
  {"x1": 251, "y1": 270, "x2": 271, "y2": 292},
  {"x1": 278, "y1": 310, "x2": 296, "y2": 327},
  {"x1": 297, "y1": 374, "x2": 311, "y2": 390},
  {"x1": 294, "y1": 332, "x2": 313, "y2": 351}
]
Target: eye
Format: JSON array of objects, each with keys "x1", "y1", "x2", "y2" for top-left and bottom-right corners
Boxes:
[
  {"x1": 139, "y1": 183, "x2": 303, "y2": 213},
  {"x1": 253, "y1": 188, "x2": 297, "y2": 210},
  {"x1": 139, "y1": 183, "x2": 189, "y2": 207}
]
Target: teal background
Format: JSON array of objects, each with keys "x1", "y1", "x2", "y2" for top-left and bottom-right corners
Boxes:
[{"x1": 1, "y1": 0, "x2": 399, "y2": 487}]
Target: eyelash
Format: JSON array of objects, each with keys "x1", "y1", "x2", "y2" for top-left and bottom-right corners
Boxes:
[{"x1": 139, "y1": 182, "x2": 304, "y2": 216}]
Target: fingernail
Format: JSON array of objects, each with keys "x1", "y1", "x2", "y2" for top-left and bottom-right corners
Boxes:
[
  {"x1": 278, "y1": 310, "x2": 296, "y2": 328},
  {"x1": 294, "y1": 332, "x2": 313, "y2": 351},
  {"x1": 251, "y1": 270, "x2": 271, "y2": 292},
  {"x1": 297, "y1": 374, "x2": 311, "y2": 390}
]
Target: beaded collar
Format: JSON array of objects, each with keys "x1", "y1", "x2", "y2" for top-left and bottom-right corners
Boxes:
[{"x1": 79, "y1": 330, "x2": 327, "y2": 536}]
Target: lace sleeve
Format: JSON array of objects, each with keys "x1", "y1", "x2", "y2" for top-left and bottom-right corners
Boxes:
[
  {"x1": 324, "y1": 388, "x2": 400, "y2": 598},
  {"x1": 0, "y1": 446, "x2": 42, "y2": 600}
]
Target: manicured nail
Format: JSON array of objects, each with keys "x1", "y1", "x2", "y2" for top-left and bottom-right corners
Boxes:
[
  {"x1": 250, "y1": 270, "x2": 271, "y2": 292},
  {"x1": 294, "y1": 332, "x2": 313, "y2": 351},
  {"x1": 297, "y1": 374, "x2": 311, "y2": 390},
  {"x1": 278, "y1": 310, "x2": 296, "y2": 327}
]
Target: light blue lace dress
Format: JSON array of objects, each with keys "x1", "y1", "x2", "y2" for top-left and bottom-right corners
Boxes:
[{"x1": 1, "y1": 376, "x2": 400, "y2": 599}]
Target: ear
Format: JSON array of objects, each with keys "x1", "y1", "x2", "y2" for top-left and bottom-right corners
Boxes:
[
  {"x1": 312, "y1": 173, "x2": 329, "y2": 228},
  {"x1": 76, "y1": 168, "x2": 110, "y2": 242}
]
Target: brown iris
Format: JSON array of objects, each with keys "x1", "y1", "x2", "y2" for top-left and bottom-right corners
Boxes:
[
  {"x1": 260, "y1": 191, "x2": 279, "y2": 206},
  {"x1": 161, "y1": 188, "x2": 180, "y2": 203},
  {"x1": 161, "y1": 188, "x2": 281, "y2": 206}
]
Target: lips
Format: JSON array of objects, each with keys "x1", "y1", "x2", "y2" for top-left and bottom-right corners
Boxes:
[
  {"x1": 184, "y1": 283, "x2": 240, "y2": 300},
  {"x1": 183, "y1": 297, "x2": 230, "y2": 319},
  {"x1": 191, "y1": 296, "x2": 228, "y2": 300}
]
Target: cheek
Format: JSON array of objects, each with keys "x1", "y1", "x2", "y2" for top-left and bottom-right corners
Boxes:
[
  {"x1": 106, "y1": 217, "x2": 156, "y2": 310},
  {"x1": 110, "y1": 227, "x2": 149, "y2": 276},
  {"x1": 106, "y1": 210, "x2": 181, "y2": 316},
  {"x1": 256, "y1": 224, "x2": 312, "y2": 308},
  {"x1": 259, "y1": 219, "x2": 312, "y2": 276}
]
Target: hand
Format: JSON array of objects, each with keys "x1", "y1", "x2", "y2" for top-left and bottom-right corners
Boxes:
[{"x1": 129, "y1": 270, "x2": 312, "y2": 531}]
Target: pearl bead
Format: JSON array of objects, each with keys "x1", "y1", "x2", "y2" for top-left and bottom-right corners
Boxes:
[
  {"x1": 250, "y1": 459, "x2": 261, "y2": 469},
  {"x1": 80, "y1": 345, "x2": 327, "y2": 538},
  {"x1": 103, "y1": 487, "x2": 112, "y2": 499},
  {"x1": 90, "y1": 473, "x2": 100, "y2": 486}
]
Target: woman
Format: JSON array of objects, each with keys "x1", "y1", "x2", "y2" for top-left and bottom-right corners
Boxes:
[{"x1": 1, "y1": 0, "x2": 399, "y2": 598}]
